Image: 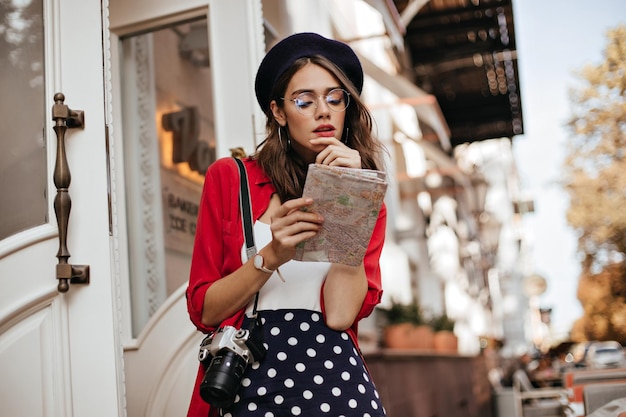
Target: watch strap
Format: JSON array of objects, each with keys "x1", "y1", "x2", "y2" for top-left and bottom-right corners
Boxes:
[{"x1": 255, "y1": 254, "x2": 275, "y2": 274}]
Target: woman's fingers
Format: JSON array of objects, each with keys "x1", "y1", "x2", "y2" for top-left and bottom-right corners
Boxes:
[
  {"x1": 268, "y1": 198, "x2": 323, "y2": 259},
  {"x1": 273, "y1": 197, "x2": 314, "y2": 217},
  {"x1": 311, "y1": 138, "x2": 361, "y2": 168},
  {"x1": 271, "y1": 200, "x2": 323, "y2": 236}
]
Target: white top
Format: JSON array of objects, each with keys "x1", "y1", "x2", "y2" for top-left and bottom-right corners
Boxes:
[{"x1": 243, "y1": 221, "x2": 331, "y2": 313}]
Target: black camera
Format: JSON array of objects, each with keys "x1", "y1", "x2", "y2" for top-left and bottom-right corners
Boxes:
[{"x1": 198, "y1": 317, "x2": 266, "y2": 408}]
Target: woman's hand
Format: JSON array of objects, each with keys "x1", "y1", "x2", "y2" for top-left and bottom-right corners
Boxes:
[
  {"x1": 263, "y1": 197, "x2": 324, "y2": 269},
  {"x1": 310, "y1": 137, "x2": 361, "y2": 168}
]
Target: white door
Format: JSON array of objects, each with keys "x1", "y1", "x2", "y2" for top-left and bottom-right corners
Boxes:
[
  {"x1": 0, "y1": 0, "x2": 123, "y2": 416},
  {"x1": 107, "y1": 1, "x2": 265, "y2": 416}
]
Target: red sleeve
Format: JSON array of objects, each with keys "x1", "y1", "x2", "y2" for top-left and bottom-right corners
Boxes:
[
  {"x1": 355, "y1": 202, "x2": 386, "y2": 321},
  {"x1": 186, "y1": 158, "x2": 242, "y2": 334}
]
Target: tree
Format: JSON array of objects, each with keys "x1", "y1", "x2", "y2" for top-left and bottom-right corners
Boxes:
[{"x1": 564, "y1": 25, "x2": 626, "y2": 344}]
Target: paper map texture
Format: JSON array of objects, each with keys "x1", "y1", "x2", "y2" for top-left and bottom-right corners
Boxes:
[{"x1": 293, "y1": 164, "x2": 387, "y2": 266}]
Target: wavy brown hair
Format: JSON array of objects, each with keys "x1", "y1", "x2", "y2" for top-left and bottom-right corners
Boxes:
[{"x1": 255, "y1": 55, "x2": 385, "y2": 202}]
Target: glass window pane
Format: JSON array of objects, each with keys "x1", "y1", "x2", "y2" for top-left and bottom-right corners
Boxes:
[
  {"x1": 0, "y1": 0, "x2": 47, "y2": 240},
  {"x1": 121, "y1": 18, "x2": 215, "y2": 337}
]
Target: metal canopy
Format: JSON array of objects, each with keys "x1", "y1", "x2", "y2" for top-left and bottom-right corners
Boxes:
[{"x1": 394, "y1": 0, "x2": 523, "y2": 147}]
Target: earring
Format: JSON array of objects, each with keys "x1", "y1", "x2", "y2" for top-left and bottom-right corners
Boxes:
[
  {"x1": 278, "y1": 126, "x2": 291, "y2": 151},
  {"x1": 342, "y1": 127, "x2": 349, "y2": 143}
]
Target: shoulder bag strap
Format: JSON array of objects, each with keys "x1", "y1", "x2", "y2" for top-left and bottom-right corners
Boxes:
[
  {"x1": 233, "y1": 157, "x2": 260, "y2": 316},
  {"x1": 234, "y1": 157, "x2": 256, "y2": 259}
]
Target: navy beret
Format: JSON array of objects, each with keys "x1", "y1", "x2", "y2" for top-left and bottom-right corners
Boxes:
[{"x1": 254, "y1": 32, "x2": 363, "y2": 113}]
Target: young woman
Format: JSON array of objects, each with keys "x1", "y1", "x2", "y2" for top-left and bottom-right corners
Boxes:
[{"x1": 186, "y1": 32, "x2": 387, "y2": 417}]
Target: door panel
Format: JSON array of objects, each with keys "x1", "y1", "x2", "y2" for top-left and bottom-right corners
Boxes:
[
  {"x1": 109, "y1": 1, "x2": 265, "y2": 416},
  {"x1": 117, "y1": 15, "x2": 214, "y2": 417},
  {"x1": 0, "y1": 296, "x2": 65, "y2": 417},
  {"x1": 124, "y1": 287, "x2": 199, "y2": 417},
  {"x1": 0, "y1": 0, "x2": 121, "y2": 416}
]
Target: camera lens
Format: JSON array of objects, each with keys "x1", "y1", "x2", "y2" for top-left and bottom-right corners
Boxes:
[{"x1": 200, "y1": 349, "x2": 248, "y2": 408}]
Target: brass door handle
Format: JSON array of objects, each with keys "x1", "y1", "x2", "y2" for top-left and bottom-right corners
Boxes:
[{"x1": 52, "y1": 93, "x2": 90, "y2": 293}]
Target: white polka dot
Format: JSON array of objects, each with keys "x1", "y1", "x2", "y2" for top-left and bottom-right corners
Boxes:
[
  {"x1": 349, "y1": 357, "x2": 357, "y2": 366},
  {"x1": 333, "y1": 345, "x2": 342, "y2": 354},
  {"x1": 311, "y1": 312, "x2": 320, "y2": 321},
  {"x1": 242, "y1": 378, "x2": 251, "y2": 387},
  {"x1": 264, "y1": 413, "x2": 274, "y2": 417},
  {"x1": 270, "y1": 327, "x2": 280, "y2": 336},
  {"x1": 267, "y1": 368, "x2": 277, "y2": 378},
  {"x1": 316, "y1": 334, "x2": 326, "y2": 343},
  {"x1": 314, "y1": 375, "x2": 324, "y2": 384},
  {"x1": 223, "y1": 413, "x2": 232, "y2": 417},
  {"x1": 277, "y1": 351, "x2": 287, "y2": 361},
  {"x1": 363, "y1": 372, "x2": 370, "y2": 382},
  {"x1": 306, "y1": 348, "x2": 317, "y2": 357},
  {"x1": 371, "y1": 400, "x2": 379, "y2": 409},
  {"x1": 295, "y1": 362, "x2": 306, "y2": 372},
  {"x1": 300, "y1": 322, "x2": 310, "y2": 331},
  {"x1": 234, "y1": 394, "x2": 241, "y2": 403},
  {"x1": 288, "y1": 337, "x2": 298, "y2": 346},
  {"x1": 303, "y1": 390, "x2": 313, "y2": 400},
  {"x1": 251, "y1": 361, "x2": 261, "y2": 370},
  {"x1": 274, "y1": 395, "x2": 284, "y2": 405},
  {"x1": 374, "y1": 389, "x2": 380, "y2": 399},
  {"x1": 348, "y1": 399, "x2": 358, "y2": 408},
  {"x1": 324, "y1": 360, "x2": 334, "y2": 369},
  {"x1": 365, "y1": 413, "x2": 372, "y2": 417},
  {"x1": 332, "y1": 387, "x2": 342, "y2": 397},
  {"x1": 341, "y1": 371, "x2": 350, "y2": 381},
  {"x1": 284, "y1": 312, "x2": 294, "y2": 321},
  {"x1": 320, "y1": 403, "x2": 331, "y2": 412},
  {"x1": 341, "y1": 332, "x2": 349, "y2": 340},
  {"x1": 291, "y1": 406, "x2": 302, "y2": 415},
  {"x1": 248, "y1": 402, "x2": 258, "y2": 411},
  {"x1": 257, "y1": 387, "x2": 267, "y2": 396},
  {"x1": 284, "y1": 378, "x2": 295, "y2": 388},
  {"x1": 358, "y1": 384, "x2": 366, "y2": 394}
]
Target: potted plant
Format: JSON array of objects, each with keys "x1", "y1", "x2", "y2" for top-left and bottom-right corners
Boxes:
[
  {"x1": 379, "y1": 298, "x2": 434, "y2": 350},
  {"x1": 379, "y1": 298, "x2": 414, "y2": 349},
  {"x1": 405, "y1": 300, "x2": 434, "y2": 350},
  {"x1": 430, "y1": 313, "x2": 458, "y2": 353}
]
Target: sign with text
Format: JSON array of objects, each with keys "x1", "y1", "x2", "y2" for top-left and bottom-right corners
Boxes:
[{"x1": 161, "y1": 168, "x2": 202, "y2": 255}]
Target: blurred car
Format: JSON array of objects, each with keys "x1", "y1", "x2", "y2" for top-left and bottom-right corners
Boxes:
[
  {"x1": 565, "y1": 341, "x2": 597, "y2": 368},
  {"x1": 585, "y1": 341, "x2": 626, "y2": 369}
]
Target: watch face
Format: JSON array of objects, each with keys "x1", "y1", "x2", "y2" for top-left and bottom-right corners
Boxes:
[{"x1": 254, "y1": 254, "x2": 263, "y2": 269}]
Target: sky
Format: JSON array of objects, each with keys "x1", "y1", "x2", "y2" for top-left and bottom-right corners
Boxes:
[{"x1": 510, "y1": 0, "x2": 626, "y2": 339}]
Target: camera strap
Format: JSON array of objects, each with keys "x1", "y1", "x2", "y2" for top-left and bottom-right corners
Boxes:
[{"x1": 233, "y1": 157, "x2": 260, "y2": 317}]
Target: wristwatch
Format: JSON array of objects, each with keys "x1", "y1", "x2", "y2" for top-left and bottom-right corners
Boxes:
[{"x1": 253, "y1": 254, "x2": 275, "y2": 274}]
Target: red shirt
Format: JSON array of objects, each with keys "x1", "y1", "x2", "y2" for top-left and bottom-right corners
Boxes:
[{"x1": 186, "y1": 157, "x2": 386, "y2": 417}]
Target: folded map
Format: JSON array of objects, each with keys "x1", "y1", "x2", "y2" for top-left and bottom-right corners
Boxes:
[{"x1": 293, "y1": 164, "x2": 388, "y2": 266}]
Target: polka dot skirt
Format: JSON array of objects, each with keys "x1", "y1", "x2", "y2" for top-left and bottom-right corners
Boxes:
[{"x1": 220, "y1": 309, "x2": 386, "y2": 417}]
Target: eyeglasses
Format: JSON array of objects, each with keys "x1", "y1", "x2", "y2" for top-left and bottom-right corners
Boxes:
[{"x1": 282, "y1": 88, "x2": 350, "y2": 115}]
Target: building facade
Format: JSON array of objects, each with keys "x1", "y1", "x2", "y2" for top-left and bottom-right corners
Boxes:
[{"x1": 0, "y1": 1, "x2": 532, "y2": 415}]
